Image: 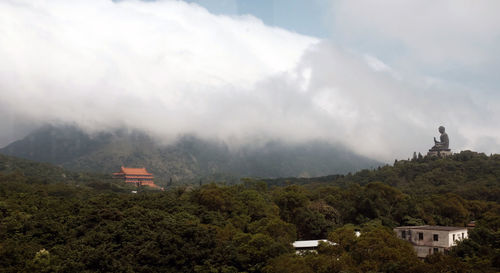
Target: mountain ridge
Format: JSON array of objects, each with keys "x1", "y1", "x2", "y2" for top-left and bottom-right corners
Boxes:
[{"x1": 0, "y1": 125, "x2": 381, "y2": 185}]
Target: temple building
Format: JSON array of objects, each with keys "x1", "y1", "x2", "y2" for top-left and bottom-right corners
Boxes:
[{"x1": 113, "y1": 166, "x2": 159, "y2": 188}]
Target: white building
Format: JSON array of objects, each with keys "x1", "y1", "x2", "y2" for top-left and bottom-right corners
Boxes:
[
  {"x1": 292, "y1": 240, "x2": 334, "y2": 254},
  {"x1": 293, "y1": 231, "x2": 359, "y2": 255},
  {"x1": 394, "y1": 225, "x2": 468, "y2": 258}
]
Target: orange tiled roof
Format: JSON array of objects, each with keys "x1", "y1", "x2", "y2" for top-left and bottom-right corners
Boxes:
[{"x1": 120, "y1": 166, "x2": 153, "y2": 176}]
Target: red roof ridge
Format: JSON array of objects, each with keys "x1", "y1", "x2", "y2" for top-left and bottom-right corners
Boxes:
[{"x1": 119, "y1": 166, "x2": 153, "y2": 175}]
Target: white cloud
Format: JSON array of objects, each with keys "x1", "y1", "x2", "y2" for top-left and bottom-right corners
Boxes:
[
  {"x1": 332, "y1": 0, "x2": 500, "y2": 66},
  {"x1": 0, "y1": 0, "x2": 316, "y2": 135},
  {"x1": 0, "y1": 0, "x2": 499, "y2": 162}
]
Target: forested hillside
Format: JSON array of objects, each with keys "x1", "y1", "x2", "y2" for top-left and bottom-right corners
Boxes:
[
  {"x1": 266, "y1": 150, "x2": 500, "y2": 201},
  {"x1": 0, "y1": 151, "x2": 499, "y2": 272},
  {"x1": 0, "y1": 125, "x2": 380, "y2": 184}
]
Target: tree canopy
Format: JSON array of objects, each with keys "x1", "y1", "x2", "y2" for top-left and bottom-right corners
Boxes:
[{"x1": 0, "y1": 151, "x2": 499, "y2": 272}]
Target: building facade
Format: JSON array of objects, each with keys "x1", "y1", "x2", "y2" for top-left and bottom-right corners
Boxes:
[
  {"x1": 113, "y1": 166, "x2": 158, "y2": 188},
  {"x1": 394, "y1": 225, "x2": 468, "y2": 258}
]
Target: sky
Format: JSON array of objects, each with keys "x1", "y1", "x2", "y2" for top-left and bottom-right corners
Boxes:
[
  {"x1": 183, "y1": 0, "x2": 332, "y2": 38},
  {"x1": 0, "y1": 0, "x2": 499, "y2": 162}
]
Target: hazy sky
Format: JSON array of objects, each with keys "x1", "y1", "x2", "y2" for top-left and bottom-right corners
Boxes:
[
  {"x1": 183, "y1": 0, "x2": 332, "y2": 38},
  {"x1": 1, "y1": 0, "x2": 499, "y2": 161}
]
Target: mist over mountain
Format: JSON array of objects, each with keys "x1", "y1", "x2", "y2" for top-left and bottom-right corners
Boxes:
[
  {"x1": 2, "y1": 0, "x2": 500, "y2": 162},
  {"x1": 0, "y1": 125, "x2": 380, "y2": 184}
]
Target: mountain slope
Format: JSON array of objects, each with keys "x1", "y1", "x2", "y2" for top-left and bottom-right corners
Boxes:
[
  {"x1": 0, "y1": 125, "x2": 381, "y2": 184},
  {"x1": 0, "y1": 152, "x2": 69, "y2": 182},
  {"x1": 263, "y1": 150, "x2": 500, "y2": 202}
]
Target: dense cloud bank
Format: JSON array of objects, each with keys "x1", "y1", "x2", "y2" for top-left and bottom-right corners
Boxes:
[{"x1": 0, "y1": 0, "x2": 499, "y2": 161}]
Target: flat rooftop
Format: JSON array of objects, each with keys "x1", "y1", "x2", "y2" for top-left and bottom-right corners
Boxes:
[
  {"x1": 394, "y1": 225, "x2": 467, "y2": 231},
  {"x1": 293, "y1": 239, "x2": 334, "y2": 248}
]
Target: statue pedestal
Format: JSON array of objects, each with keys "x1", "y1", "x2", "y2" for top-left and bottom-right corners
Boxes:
[{"x1": 427, "y1": 149, "x2": 452, "y2": 157}]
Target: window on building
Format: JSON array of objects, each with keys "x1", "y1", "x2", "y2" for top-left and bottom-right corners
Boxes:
[
  {"x1": 418, "y1": 232, "x2": 423, "y2": 240},
  {"x1": 433, "y1": 248, "x2": 439, "y2": 253},
  {"x1": 401, "y1": 230, "x2": 406, "y2": 239},
  {"x1": 453, "y1": 234, "x2": 455, "y2": 241},
  {"x1": 433, "y1": 234, "x2": 438, "y2": 241}
]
